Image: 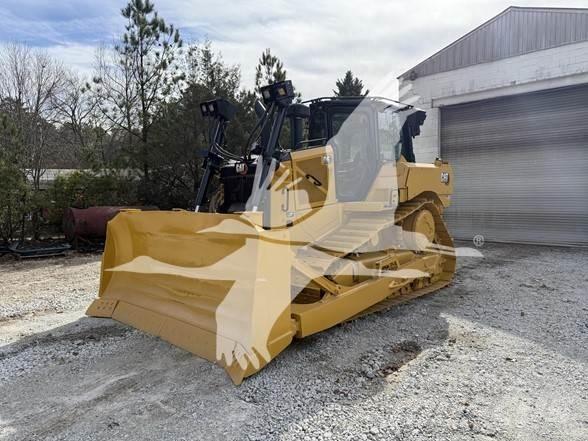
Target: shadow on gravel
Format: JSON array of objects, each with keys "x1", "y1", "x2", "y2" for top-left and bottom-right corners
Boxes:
[{"x1": 0, "y1": 318, "x2": 131, "y2": 363}]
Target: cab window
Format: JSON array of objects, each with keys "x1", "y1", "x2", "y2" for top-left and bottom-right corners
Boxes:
[
  {"x1": 378, "y1": 109, "x2": 403, "y2": 162},
  {"x1": 329, "y1": 109, "x2": 375, "y2": 201},
  {"x1": 331, "y1": 111, "x2": 371, "y2": 164}
]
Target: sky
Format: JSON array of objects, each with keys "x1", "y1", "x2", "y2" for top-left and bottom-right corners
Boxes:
[{"x1": 1, "y1": 0, "x2": 587, "y2": 99}]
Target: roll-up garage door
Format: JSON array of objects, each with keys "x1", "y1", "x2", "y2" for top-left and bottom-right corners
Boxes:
[{"x1": 440, "y1": 84, "x2": 588, "y2": 246}]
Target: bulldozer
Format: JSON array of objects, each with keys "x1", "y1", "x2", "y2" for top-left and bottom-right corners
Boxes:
[{"x1": 87, "y1": 80, "x2": 455, "y2": 384}]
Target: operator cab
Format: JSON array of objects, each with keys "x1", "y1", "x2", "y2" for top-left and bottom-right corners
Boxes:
[
  {"x1": 301, "y1": 97, "x2": 426, "y2": 201},
  {"x1": 200, "y1": 82, "x2": 426, "y2": 213}
]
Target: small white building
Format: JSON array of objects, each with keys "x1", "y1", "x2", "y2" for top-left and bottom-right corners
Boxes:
[
  {"x1": 32, "y1": 169, "x2": 79, "y2": 190},
  {"x1": 398, "y1": 6, "x2": 588, "y2": 246}
]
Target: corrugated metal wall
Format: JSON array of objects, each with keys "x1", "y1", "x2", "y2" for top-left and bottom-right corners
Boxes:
[
  {"x1": 440, "y1": 84, "x2": 588, "y2": 246},
  {"x1": 403, "y1": 7, "x2": 588, "y2": 79}
]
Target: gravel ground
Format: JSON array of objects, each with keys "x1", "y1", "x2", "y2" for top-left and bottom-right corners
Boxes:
[
  {"x1": 0, "y1": 243, "x2": 587, "y2": 441},
  {"x1": 0, "y1": 253, "x2": 101, "y2": 322}
]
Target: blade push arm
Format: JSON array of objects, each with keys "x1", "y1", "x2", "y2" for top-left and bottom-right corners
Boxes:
[{"x1": 249, "y1": 81, "x2": 296, "y2": 212}]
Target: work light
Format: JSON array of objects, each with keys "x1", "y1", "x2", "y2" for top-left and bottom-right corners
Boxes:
[
  {"x1": 199, "y1": 98, "x2": 237, "y2": 121},
  {"x1": 259, "y1": 80, "x2": 295, "y2": 105}
]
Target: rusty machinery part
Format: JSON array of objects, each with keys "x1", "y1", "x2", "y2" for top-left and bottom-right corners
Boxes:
[{"x1": 63, "y1": 206, "x2": 158, "y2": 243}]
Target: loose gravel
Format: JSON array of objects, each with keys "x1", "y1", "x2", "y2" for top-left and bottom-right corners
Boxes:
[
  {"x1": 0, "y1": 253, "x2": 101, "y2": 321},
  {"x1": 0, "y1": 243, "x2": 586, "y2": 441}
]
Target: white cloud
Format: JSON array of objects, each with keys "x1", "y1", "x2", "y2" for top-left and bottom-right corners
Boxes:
[
  {"x1": 45, "y1": 44, "x2": 97, "y2": 77},
  {"x1": 158, "y1": 0, "x2": 588, "y2": 99},
  {"x1": 2, "y1": 0, "x2": 588, "y2": 100}
]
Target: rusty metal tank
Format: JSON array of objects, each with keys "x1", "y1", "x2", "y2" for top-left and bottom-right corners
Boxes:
[{"x1": 63, "y1": 207, "x2": 157, "y2": 243}]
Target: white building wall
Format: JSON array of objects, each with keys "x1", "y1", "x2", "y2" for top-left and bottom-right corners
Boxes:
[{"x1": 399, "y1": 40, "x2": 588, "y2": 163}]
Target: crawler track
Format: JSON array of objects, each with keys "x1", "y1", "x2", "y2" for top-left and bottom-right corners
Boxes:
[{"x1": 293, "y1": 197, "x2": 456, "y2": 320}]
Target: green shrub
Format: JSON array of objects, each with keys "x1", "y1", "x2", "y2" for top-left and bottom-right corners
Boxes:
[
  {"x1": 0, "y1": 160, "x2": 28, "y2": 244},
  {"x1": 46, "y1": 171, "x2": 140, "y2": 224}
]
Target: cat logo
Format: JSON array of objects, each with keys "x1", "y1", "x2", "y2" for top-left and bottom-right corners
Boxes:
[{"x1": 235, "y1": 162, "x2": 248, "y2": 175}]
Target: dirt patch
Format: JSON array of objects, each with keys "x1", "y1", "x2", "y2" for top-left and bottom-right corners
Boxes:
[{"x1": 358, "y1": 340, "x2": 422, "y2": 380}]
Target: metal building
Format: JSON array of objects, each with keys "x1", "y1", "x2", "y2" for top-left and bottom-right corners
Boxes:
[{"x1": 398, "y1": 6, "x2": 588, "y2": 246}]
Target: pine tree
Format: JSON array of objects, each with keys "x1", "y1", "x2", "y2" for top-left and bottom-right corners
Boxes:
[
  {"x1": 333, "y1": 70, "x2": 368, "y2": 96},
  {"x1": 185, "y1": 40, "x2": 241, "y2": 98},
  {"x1": 94, "y1": 0, "x2": 184, "y2": 187},
  {"x1": 254, "y1": 48, "x2": 287, "y2": 94}
]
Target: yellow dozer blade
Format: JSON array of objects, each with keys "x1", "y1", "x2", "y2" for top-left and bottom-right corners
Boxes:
[{"x1": 86, "y1": 210, "x2": 296, "y2": 385}]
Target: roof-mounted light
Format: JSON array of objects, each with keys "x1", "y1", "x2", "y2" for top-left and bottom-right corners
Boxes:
[
  {"x1": 199, "y1": 98, "x2": 237, "y2": 121},
  {"x1": 259, "y1": 80, "x2": 295, "y2": 106}
]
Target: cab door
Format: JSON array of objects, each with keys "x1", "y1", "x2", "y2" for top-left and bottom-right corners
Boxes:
[
  {"x1": 288, "y1": 145, "x2": 337, "y2": 212},
  {"x1": 284, "y1": 145, "x2": 340, "y2": 243}
]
